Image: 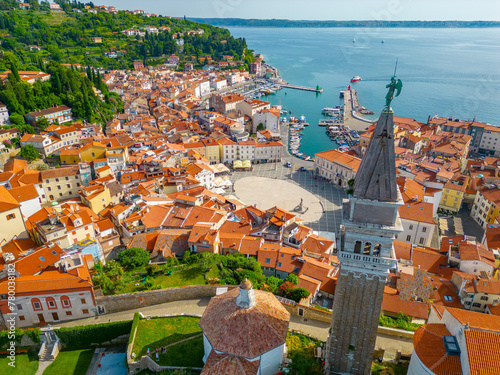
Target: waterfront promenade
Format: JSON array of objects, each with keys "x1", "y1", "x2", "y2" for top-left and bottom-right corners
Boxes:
[{"x1": 343, "y1": 89, "x2": 374, "y2": 132}]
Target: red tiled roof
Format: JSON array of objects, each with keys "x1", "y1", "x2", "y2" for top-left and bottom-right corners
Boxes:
[
  {"x1": 201, "y1": 350, "x2": 259, "y2": 375},
  {"x1": 412, "y1": 324, "x2": 462, "y2": 375},
  {"x1": 0, "y1": 185, "x2": 20, "y2": 212},
  {"x1": 199, "y1": 287, "x2": 290, "y2": 359},
  {"x1": 464, "y1": 329, "x2": 500, "y2": 375},
  {"x1": 382, "y1": 288, "x2": 429, "y2": 319},
  {"x1": 0, "y1": 267, "x2": 93, "y2": 295},
  {"x1": 7, "y1": 184, "x2": 39, "y2": 203},
  {"x1": 12, "y1": 244, "x2": 64, "y2": 277},
  {"x1": 412, "y1": 247, "x2": 448, "y2": 274},
  {"x1": 445, "y1": 306, "x2": 500, "y2": 332}
]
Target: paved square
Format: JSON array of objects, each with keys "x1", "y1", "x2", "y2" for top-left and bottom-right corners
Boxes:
[{"x1": 227, "y1": 162, "x2": 346, "y2": 234}]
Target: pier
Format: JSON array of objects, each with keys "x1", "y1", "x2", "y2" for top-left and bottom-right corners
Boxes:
[
  {"x1": 342, "y1": 89, "x2": 375, "y2": 131},
  {"x1": 281, "y1": 83, "x2": 323, "y2": 93}
]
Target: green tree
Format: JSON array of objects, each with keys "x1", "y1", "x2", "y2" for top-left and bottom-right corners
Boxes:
[
  {"x1": 286, "y1": 273, "x2": 299, "y2": 285},
  {"x1": 36, "y1": 117, "x2": 50, "y2": 131},
  {"x1": 18, "y1": 144, "x2": 40, "y2": 161},
  {"x1": 290, "y1": 287, "x2": 310, "y2": 303},
  {"x1": 9, "y1": 113, "x2": 25, "y2": 126},
  {"x1": 117, "y1": 247, "x2": 149, "y2": 269},
  {"x1": 256, "y1": 123, "x2": 264, "y2": 131},
  {"x1": 146, "y1": 263, "x2": 160, "y2": 276}
]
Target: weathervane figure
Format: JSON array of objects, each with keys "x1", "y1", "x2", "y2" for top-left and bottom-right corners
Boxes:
[{"x1": 384, "y1": 60, "x2": 403, "y2": 112}]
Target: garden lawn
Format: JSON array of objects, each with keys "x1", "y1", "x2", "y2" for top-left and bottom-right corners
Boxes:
[
  {"x1": 121, "y1": 266, "x2": 207, "y2": 294},
  {"x1": 0, "y1": 351, "x2": 39, "y2": 375},
  {"x1": 132, "y1": 317, "x2": 202, "y2": 360},
  {"x1": 42, "y1": 349, "x2": 94, "y2": 375},
  {"x1": 158, "y1": 336, "x2": 204, "y2": 367},
  {"x1": 371, "y1": 362, "x2": 408, "y2": 375}
]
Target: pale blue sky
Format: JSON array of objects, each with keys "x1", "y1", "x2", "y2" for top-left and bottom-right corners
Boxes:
[{"x1": 97, "y1": 0, "x2": 500, "y2": 21}]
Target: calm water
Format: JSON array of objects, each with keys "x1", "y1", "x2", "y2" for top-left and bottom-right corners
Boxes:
[{"x1": 227, "y1": 27, "x2": 500, "y2": 157}]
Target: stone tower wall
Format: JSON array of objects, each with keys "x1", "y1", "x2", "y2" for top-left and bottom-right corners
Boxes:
[{"x1": 327, "y1": 270, "x2": 386, "y2": 375}]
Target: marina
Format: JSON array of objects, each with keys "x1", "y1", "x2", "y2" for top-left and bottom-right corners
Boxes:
[{"x1": 287, "y1": 116, "x2": 315, "y2": 161}]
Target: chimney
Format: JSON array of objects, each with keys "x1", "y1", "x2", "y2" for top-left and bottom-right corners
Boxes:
[{"x1": 236, "y1": 278, "x2": 255, "y2": 309}]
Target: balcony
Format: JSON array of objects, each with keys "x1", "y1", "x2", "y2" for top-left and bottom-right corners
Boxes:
[{"x1": 339, "y1": 251, "x2": 396, "y2": 268}]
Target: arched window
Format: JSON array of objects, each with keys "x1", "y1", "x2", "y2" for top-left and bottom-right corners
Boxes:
[
  {"x1": 374, "y1": 244, "x2": 381, "y2": 257},
  {"x1": 60, "y1": 296, "x2": 72, "y2": 309},
  {"x1": 46, "y1": 297, "x2": 57, "y2": 310},
  {"x1": 363, "y1": 242, "x2": 372, "y2": 255},
  {"x1": 31, "y1": 298, "x2": 43, "y2": 311},
  {"x1": 354, "y1": 241, "x2": 362, "y2": 254}
]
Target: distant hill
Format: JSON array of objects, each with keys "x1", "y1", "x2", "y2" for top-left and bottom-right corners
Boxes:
[
  {"x1": 190, "y1": 18, "x2": 500, "y2": 28},
  {"x1": 0, "y1": 8, "x2": 252, "y2": 71}
]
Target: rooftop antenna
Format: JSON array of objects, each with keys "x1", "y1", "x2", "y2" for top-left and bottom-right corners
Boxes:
[{"x1": 393, "y1": 58, "x2": 399, "y2": 78}]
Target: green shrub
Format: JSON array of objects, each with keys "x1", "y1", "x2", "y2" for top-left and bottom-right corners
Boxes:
[
  {"x1": 285, "y1": 273, "x2": 299, "y2": 285},
  {"x1": 379, "y1": 314, "x2": 421, "y2": 332},
  {"x1": 313, "y1": 305, "x2": 331, "y2": 312},
  {"x1": 56, "y1": 321, "x2": 132, "y2": 349},
  {"x1": 117, "y1": 247, "x2": 149, "y2": 269},
  {"x1": 128, "y1": 313, "x2": 141, "y2": 346},
  {"x1": 0, "y1": 328, "x2": 40, "y2": 348},
  {"x1": 146, "y1": 264, "x2": 160, "y2": 276},
  {"x1": 290, "y1": 287, "x2": 310, "y2": 303}
]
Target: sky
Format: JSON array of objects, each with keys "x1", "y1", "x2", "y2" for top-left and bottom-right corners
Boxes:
[{"x1": 97, "y1": 0, "x2": 500, "y2": 21}]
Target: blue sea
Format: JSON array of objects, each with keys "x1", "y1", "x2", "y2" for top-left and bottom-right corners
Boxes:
[{"x1": 227, "y1": 27, "x2": 500, "y2": 157}]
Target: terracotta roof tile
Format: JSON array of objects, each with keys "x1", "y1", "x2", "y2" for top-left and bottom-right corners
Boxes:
[
  {"x1": 464, "y1": 329, "x2": 500, "y2": 375},
  {"x1": 445, "y1": 306, "x2": 500, "y2": 332},
  {"x1": 199, "y1": 287, "x2": 289, "y2": 359},
  {"x1": 412, "y1": 247, "x2": 448, "y2": 274},
  {"x1": 7, "y1": 184, "x2": 39, "y2": 203},
  {"x1": 201, "y1": 350, "x2": 259, "y2": 375},
  {"x1": 412, "y1": 324, "x2": 462, "y2": 375},
  {"x1": 0, "y1": 185, "x2": 20, "y2": 212},
  {"x1": 382, "y1": 291, "x2": 429, "y2": 319}
]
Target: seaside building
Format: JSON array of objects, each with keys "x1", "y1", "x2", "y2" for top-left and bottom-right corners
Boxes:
[
  {"x1": 326, "y1": 89, "x2": 403, "y2": 374},
  {"x1": 313, "y1": 149, "x2": 361, "y2": 189}
]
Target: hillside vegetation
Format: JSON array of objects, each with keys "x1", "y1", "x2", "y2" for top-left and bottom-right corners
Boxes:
[{"x1": 0, "y1": 1, "x2": 253, "y2": 70}]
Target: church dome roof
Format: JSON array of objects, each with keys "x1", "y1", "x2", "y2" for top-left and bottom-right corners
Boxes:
[
  {"x1": 201, "y1": 350, "x2": 259, "y2": 375},
  {"x1": 199, "y1": 287, "x2": 290, "y2": 359}
]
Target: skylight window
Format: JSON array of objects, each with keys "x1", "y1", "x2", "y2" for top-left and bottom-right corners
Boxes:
[
  {"x1": 39, "y1": 256, "x2": 46, "y2": 262},
  {"x1": 443, "y1": 335, "x2": 460, "y2": 356}
]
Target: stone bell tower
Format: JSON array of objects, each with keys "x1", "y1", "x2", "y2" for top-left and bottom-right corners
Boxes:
[{"x1": 325, "y1": 85, "x2": 404, "y2": 374}]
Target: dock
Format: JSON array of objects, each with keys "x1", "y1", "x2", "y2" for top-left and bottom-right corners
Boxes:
[
  {"x1": 342, "y1": 89, "x2": 375, "y2": 132},
  {"x1": 281, "y1": 83, "x2": 323, "y2": 93}
]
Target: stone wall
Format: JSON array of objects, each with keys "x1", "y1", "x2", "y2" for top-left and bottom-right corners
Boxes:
[
  {"x1": 97, "y1": 285, "x2": 238, "y2": 314},
  {"x1": 281, "y1": 302, "x2": 333, "y2": 323}
]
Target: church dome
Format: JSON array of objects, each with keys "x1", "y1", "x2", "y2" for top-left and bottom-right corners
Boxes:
[{"x1": 199, "y1": 286, "x2": 290, "y2": 359}]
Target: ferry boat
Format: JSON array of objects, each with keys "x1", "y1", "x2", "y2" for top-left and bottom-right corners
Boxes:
[{"x1": 351, "y1": 76, "x2": 362, "y2": 83}]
